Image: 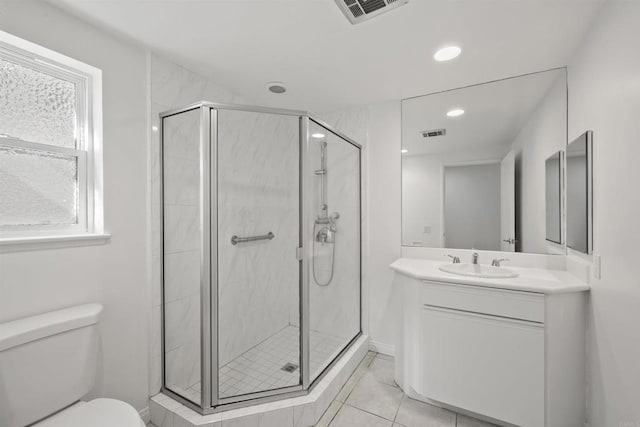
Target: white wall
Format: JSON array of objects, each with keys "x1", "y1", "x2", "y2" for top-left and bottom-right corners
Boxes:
[
  {"x1": 0, "y1": 0, "x2": 149, "y2": 412},
  {"x1": 402, "y1": 155, "x2": 442, "y2": 247},
  {"x1": 363, "y1": 102, "x2": 403, "y2": 354},
  {"x1": 510, "y1": 74, "x2": 567, "y2": 253},
  {"x1": 566, "y1": 1, "x2": 640, "y2": 425}
]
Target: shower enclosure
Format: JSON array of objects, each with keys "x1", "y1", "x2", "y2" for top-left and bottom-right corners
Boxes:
[{"x1": 160, "y1": 102, "x2": 361, "y2": 413}]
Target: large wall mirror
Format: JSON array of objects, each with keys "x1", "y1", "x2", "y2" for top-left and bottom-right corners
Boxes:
[{"x1": 402, "y1": 68, "x2": 568, "y2": 254}]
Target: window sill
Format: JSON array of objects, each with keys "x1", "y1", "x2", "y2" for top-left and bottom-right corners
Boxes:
[{"x1": 0, "y1": 233, "x2": 111, "y2": 253}]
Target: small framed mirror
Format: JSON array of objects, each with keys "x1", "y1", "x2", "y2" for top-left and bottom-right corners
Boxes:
[
  {"x1": 566, "y1": 131, "x2": 593, "y2": 254},
  {"x1": 545, "y1": 151, "x2": 563, "y2": 244}
]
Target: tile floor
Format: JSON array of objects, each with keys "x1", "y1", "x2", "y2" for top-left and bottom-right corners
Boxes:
[
  {"x1": 151, "y1": 351, "x2": 499, "y2": 427},
  {"x1": 316, "y1": 352, "x2": 499, "y2": 427}
]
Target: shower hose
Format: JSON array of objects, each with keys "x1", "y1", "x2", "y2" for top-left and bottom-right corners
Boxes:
[{"x1": 312, "y1": 222, "x2": 336, "y2": 287}]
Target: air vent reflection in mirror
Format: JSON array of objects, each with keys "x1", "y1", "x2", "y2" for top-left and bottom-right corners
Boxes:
[{"x1": 421, "y1": 128, "x2": 446, "y2": 139}]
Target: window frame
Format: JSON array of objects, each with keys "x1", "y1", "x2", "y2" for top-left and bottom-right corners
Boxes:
[{"x1": 0, "y1": 30, "x2": 105, "y2": 245}]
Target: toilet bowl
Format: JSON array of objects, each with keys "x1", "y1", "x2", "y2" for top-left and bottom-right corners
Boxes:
[
  {"x1": 0, "y1": 304, "x2": 144, "y2": 427},
  {"x1": 34, "y1": 399, "x2": 145, "y2": 427}
]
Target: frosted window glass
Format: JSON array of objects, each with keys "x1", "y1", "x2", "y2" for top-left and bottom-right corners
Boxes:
[
  {"x1": 0, "y1": 145, "x2": 78, "y2": 226},
  {"x1": 0, "y1": 57, "x2": 77, "y2": 148}
]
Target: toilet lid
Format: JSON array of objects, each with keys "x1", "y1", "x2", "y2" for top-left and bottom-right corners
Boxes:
[{"x1": 37, "y1": 398, "x2": 143, "y2": 427}]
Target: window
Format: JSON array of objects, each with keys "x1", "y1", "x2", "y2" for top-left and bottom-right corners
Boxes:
[{"x1": 0, "y1": 31, "x2": 104, "y2": 244}]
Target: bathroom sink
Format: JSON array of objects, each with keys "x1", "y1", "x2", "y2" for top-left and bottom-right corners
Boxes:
[{"x1": 439, "y1": 263, "x2": 519, "y2": 279}]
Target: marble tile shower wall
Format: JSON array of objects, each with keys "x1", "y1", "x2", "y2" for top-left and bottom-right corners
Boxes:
[{"x1": 149, "y1": 54, "x2": 252, "y2": 395}]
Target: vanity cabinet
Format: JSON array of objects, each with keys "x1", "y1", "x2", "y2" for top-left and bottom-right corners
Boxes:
[
  {"x1": 421, "y1": 282, "x2": 545, "y2": 426},
  {"x1": 391, "y1": 260, "x2": 589, "y2": 427}
]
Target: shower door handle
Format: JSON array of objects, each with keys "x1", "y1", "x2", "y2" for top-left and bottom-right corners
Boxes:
[{"x1": 231, "y1": 232, "x2": 275, "y2": 245}]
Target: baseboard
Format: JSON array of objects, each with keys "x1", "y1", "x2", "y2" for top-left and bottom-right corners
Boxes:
[
  {"x1": 369, "y1": 340, "x2": 394, "y2": 356},
  {"x1": 139, "y1": 406, "x2": 150, "y2": 423}
]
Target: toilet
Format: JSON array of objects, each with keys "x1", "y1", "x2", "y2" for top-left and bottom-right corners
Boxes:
[{"x1": 0, "y1": 303, "x2": 144, "y2": 427}]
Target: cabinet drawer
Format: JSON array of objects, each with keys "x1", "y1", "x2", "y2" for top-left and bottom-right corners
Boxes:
[
  {"x1": 421, "y1": 306, "x2": 544, "y2": 427},
  {"x1": 421, "y1": 280, "x2": 545, "y2": 323}
]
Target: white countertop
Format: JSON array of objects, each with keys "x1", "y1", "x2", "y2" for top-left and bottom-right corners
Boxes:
[{"x1": 390, "y1": 258, "x2": 590, "y2": 294}]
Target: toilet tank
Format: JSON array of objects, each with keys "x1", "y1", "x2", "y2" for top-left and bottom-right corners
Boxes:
[{"x1": 0, "y1": 303, "x2": 103, "y2": 427}]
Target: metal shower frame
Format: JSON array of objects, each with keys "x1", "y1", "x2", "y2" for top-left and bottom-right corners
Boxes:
[{"x1": 158, "y1": 101, "x2": 363, "y2": 414}]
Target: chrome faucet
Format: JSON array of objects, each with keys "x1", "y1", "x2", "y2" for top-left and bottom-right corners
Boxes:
[
  {"x1": 446, "y1": 254, "x2": 460, "y2": 264},
  {"x1": 471, "y1": 252, "x2": 479, "y2": 264},
  {"x1": 492, "y1": 258, "x2": 509, "y2": 267}
]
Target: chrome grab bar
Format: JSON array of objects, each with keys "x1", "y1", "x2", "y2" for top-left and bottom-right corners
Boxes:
[{"x1": 231, "y1": 232, "x2": 275, "y2": 245}]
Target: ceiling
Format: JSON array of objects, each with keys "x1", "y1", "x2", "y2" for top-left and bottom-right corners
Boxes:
[
  {"x1": 51, "y1": 0, "x2": 603, "y2": 112},
  {"x1": 402, "y1": 68, "x2": 565, "y2": 156}
]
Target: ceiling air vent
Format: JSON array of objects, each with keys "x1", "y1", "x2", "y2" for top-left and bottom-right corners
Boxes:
[
  {"x1": 336, "y1": 0, "x2": 409, "y2": 25},
  {"x1": 421, "y1": 128, "x2": 446, "y2": 139}
]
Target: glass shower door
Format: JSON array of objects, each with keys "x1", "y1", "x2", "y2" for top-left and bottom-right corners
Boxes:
[
  {"x1": 308, "y1": 120, "x2": 361, "y2": 382},
  {"x1": 215, "y1": 109, "x2": 302, "y2": 400},
  {"x1": 162, "y1": 108, "x2": 203, "y2": 405}
]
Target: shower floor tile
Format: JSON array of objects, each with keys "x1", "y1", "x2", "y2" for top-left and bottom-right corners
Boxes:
[
  {"x1": 180, "y1": 326, "x2": 348, "y2": 400},
  {"x1": 218, "y1": 325, "x2": 348, "y2": 398}
]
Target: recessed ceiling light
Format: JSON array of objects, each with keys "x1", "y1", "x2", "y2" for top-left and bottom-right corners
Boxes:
[
  {"x1": 446, "y1": 108, "x2": 465, "y2": 117},
  {"x1": 401, "y1": 149, "x2": 408, "y2": 153},
  {"x1": 266, "y1": 82, "x2": 287, "y2": 94},
  {"x1": 151, "y1": 125, "x2": 158, "y2": 132},
  {"x1": 312, "y1": 133, "x2": 325, "y2": 139},
  {"x1": 434, "y1": 46, "x2": 461, "y2": 62}
]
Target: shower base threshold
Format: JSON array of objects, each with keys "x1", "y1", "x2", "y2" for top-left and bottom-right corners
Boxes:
[{"x1": 149, "y1": 334, "x2": 369, "y2": 427}]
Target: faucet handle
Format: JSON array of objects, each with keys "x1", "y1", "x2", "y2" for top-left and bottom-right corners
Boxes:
[
  {"x1": 446, "y1": 254, "x2": 461, "y2": 264},
  {"x1": 491, "y1": 258, "x2": 510, "y2": 267}
]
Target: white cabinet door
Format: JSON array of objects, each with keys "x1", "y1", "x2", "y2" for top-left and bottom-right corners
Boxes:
[{"x1": 421, "y1": 305, "x2": 544, "y2": 427}]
